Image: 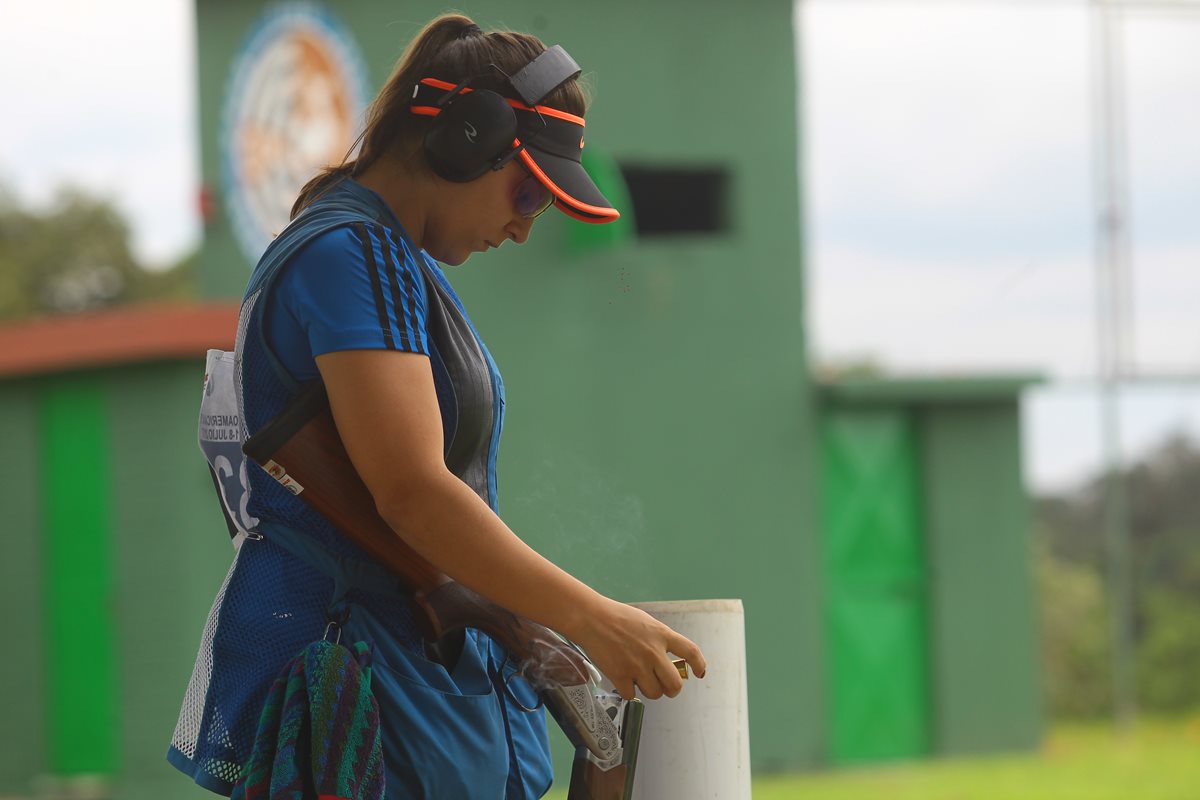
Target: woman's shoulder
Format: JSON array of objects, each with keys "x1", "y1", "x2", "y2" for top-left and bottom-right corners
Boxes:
[
  {"x1": 272, "y1": 220, "x2": 431, "y2": 328},
  {"x1": 286, "y1": 220, "x2": 422, "y2": 279}
]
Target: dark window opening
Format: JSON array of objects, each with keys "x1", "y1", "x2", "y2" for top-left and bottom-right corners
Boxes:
[{"x1": 619, "y1": 165, "x2": 731, "y2": 237}]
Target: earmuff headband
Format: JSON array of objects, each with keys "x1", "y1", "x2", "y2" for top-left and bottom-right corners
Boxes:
[
  {"x1": 507, "y1": 45, "x2": 582, "y2": 106},
  {"x1": 413, "y1": 78, "x2": 586, "y2": 126}
]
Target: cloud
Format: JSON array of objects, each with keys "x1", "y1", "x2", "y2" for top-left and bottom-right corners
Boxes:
[
  {"x1": 801, "y1": 1, "x2": 1200, "y2": 492},
  {"x1": 1131, "y1": 244, "x2": 1200, "y2": 372},
  {"x1": 809, "y1": 244, "x2": 1098, "y2": 376},
  {"x1": 0, "y1": 0, "x2": 201, "y2": 264},
  {"x1": 801, "y1": 0, "x2": 1200, "y2": 377},
  {"x1": 801, "y1": 2, "x2": 1091, "y2": 215}
]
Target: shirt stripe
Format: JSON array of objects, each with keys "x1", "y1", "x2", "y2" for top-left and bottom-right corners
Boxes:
[
  {"x1": 375, "y1": 224, "x2": 413, "y2": 352},
  {"x1": 353, "y1": 223, "x2": 395, "y2": 350},
  {"x1": 399, "y1": 235, "x2": 427, "y2": 352}
]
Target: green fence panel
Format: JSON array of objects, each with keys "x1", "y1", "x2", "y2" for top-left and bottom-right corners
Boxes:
[
  {"x1": 40, "y1": 378, "x2": 119, "y2": 776},
  {"x1": 823, "y1": 408, "x2": 930, "y2": 763}
]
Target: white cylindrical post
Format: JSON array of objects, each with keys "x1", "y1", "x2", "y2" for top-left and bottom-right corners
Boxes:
[{"x1": 628, "y1": 599, "x2": 751, "y2": 800}]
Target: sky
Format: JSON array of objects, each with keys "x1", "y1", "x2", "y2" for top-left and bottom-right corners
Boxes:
[
  {"x1": 800, "y1": 0, "x2": 1200, "y2": 490},
  {"x1": 1, "y1": 0, "x2": 1197, "y2": 493},
  {"x1": 0, "y1": 0, "x2": 200, "y2": 265}
]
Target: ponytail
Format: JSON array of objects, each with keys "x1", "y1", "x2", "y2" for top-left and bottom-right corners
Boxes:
[{"x1": 291, "y1": 15, "x2": 482, "y2": 217}]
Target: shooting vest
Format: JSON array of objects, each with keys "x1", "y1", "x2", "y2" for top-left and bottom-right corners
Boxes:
[{"x1": 169, "y1": 179, "x2": 552, "y2": 800}]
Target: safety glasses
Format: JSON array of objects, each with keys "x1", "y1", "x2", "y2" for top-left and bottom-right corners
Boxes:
[{"x1": 513, "y1": 171, "x2": 555, "y2": 219}]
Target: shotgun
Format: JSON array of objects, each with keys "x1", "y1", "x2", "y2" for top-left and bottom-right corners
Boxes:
[{"x1": 242, "y1": 381, "x2": 649, "y2": 799}]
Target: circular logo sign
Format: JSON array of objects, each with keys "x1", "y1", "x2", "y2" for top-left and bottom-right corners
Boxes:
[{"x1": 221, "y1": 3, "x2": 369, "y2": 264}]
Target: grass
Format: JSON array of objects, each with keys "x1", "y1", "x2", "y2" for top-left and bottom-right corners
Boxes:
[{"x1": 547, "y1": 717, "x2": 1200, "y2": 799}]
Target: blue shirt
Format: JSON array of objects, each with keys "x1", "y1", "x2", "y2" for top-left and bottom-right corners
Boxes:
[{"x1": 266, "y1": 222, "x2": 430, "y2": 382}]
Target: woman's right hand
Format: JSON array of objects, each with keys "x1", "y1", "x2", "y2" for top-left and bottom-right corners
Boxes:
[{"x1": 567, "y1": 597, "x2": 707, "y2": 701}]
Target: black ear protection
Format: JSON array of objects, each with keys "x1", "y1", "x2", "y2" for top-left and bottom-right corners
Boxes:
[
  {"x1": 422, "y1": 89, "x2": 519, "y2": 182},
  {"x1": 419, "y1": 45, "x2": 582, "y2": 183}
]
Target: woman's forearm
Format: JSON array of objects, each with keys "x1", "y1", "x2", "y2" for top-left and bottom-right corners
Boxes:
[
  {"x1": 314, "y1": 334, "x2": 705, "y2": 700},
  {"x1": 375, "y1": 470, "x2": 605, "y2": 640}
]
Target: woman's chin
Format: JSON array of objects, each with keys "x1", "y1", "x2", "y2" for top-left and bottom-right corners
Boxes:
[
  {"x1": 426, "y1": 242, "x2": 476, "y2": 267},
  {"x1": 426, "y1": 249, "x2": 463, "y2": 267}
]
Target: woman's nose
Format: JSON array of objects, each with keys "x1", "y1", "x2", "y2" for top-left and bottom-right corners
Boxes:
[{"x1": 506, "y1": 215, "x2": 534, "y2": 245}]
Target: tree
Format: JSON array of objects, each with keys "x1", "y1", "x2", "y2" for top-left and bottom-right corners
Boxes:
[
  {"x1": 0, "y1": 182, "x2": 194, "y2": 321},
  {"x1": 1037, "y1": 541, "x2": 1112, "y2": 717},
  {"x1": 1036, "y1": 432, "x2": 1200, "y2": 716}
]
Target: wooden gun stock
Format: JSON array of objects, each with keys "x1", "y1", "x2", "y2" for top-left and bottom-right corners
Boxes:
[{"x1": 242, "y1": 381, "x2": 641, "y2": 799}]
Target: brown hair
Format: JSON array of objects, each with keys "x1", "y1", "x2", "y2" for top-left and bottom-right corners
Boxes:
[{"x1": 291, "y1": 14, "x2": 589, "y2": 218}]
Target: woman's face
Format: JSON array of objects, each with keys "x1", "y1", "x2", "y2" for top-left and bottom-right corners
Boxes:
[{"x1": 424, "y1": 161, "x2": 544, "y2": 266}]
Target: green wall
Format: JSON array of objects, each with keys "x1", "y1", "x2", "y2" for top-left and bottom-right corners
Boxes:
[
  {"x1": 922, "y1": 404, "x2": 1041, "y2": 754},
  {"x1": 196, "y1": 0, "x2": 821, "y2": 773},
  {"x1": 0, "y1": 3, "x2": 1044, "y2": 792},
  {"x1": 0, "y1": 381, "x2": 47, "y2": 793},
  {"x1": 819, "y1": 381, "x2": 1042, "y2": 762},
  {"x1": 0, "y1": 3, "x2": 1046, "y2": 793},
  {"x1": 107, "y1": 364, "x2": 238, "y2": 800},
  {"x1": 0, "y1": 363, "x2": 238, "y2": 798}
]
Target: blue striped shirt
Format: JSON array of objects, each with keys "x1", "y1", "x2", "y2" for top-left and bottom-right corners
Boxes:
[{"x1": 267, "y1": 221, "x2": 430, "y2": 381}]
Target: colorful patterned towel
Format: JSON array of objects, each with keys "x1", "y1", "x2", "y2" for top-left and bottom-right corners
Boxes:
[{"x1": 231, "y1": 640, "x2": 385, "y2": 800}]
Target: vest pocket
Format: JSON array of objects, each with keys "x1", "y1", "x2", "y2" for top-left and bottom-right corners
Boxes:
[{"x1": 350, "y1": 612, "x2": 510, "y2": 799}]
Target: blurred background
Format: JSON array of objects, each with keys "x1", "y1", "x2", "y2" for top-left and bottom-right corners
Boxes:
[{"x1": 1, "y1": 0, "x2": 1197, "y2": 798}]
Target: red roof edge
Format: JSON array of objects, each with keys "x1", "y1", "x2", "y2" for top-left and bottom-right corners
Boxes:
[{"x1": 0, "y1": 302, "x2": 241, "y2": 380}]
